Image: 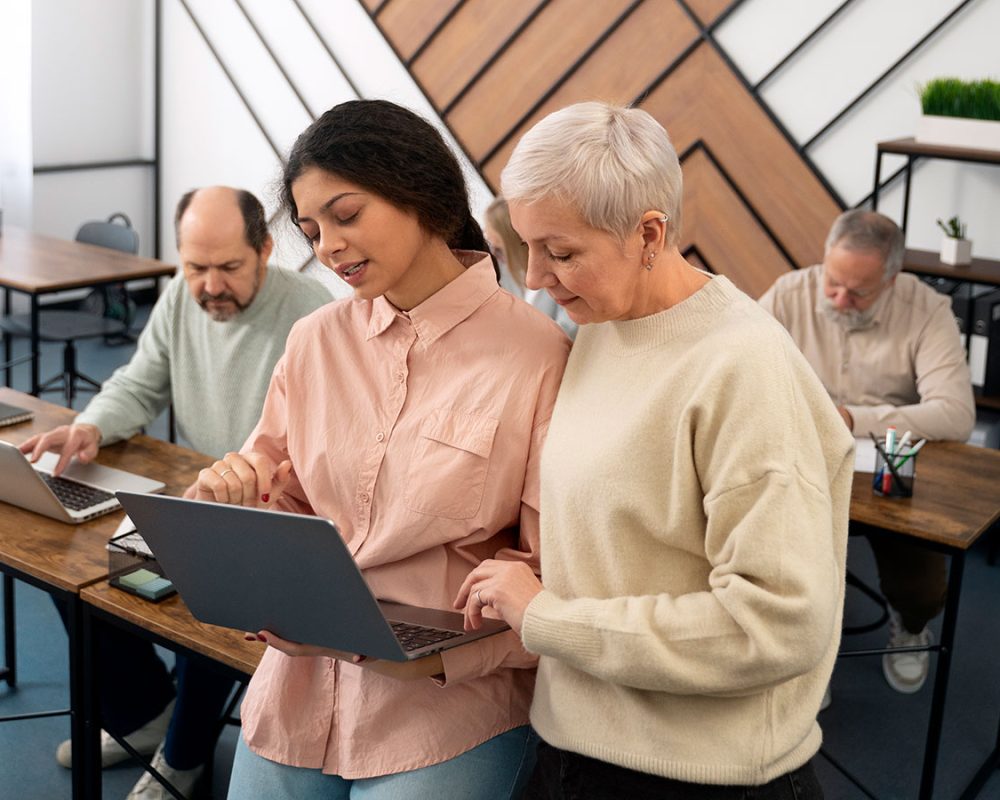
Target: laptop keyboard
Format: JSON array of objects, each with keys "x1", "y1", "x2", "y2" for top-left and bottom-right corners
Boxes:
[
  {"x1": 390, "y1": 621, "x2": 463, "y2": 652},
  {"x1": 39, "y1": 472, "x2": 115, "y2": 511}
]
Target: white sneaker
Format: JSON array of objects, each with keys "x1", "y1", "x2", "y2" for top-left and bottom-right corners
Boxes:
[
  {"x1": 55, "y1": 699, "x2": 175, "y2": 769},
  {"x1": 882, "y1": 610, "x2": 932, "y2": 694},
  {"x1": 126, "y1": 743, "x2": 204, "y2": 800}
]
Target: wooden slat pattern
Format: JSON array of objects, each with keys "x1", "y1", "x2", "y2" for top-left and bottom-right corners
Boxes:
[
  {"x1": 378, "y1": 0, "x2": 462, "y2": 62},
  {"x1": 446, "y1": 0, "x2": 633, "y2": 160},
  {"x1": 640, "y1": 45, "x2": 839, "y2": 269},
  {"x1": 681, "y1": 149, "x2": 792, "y2": 298},
  {"x1": 362, "y1": 0, "x2": 844, "y2": 288},
  {"x1": 412, "y1": 0, "x2": 545, "y2": 110},
  {"x1": 482, "y1": 0, "x2": 697, "y2": 185},
  {"x1": 685, "y1": 0, "x2": 732, "y2": 27}
]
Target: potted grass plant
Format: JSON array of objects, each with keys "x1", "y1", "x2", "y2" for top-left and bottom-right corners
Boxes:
[
  {"x1": 937, "y1": 216, "x2": 972, "y2": 265},
  {"x1": 916, "y1": 78, "x2": 1000, "y2": 150}
]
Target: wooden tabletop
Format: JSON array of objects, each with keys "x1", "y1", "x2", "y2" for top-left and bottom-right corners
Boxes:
[
  {"x1": 0, "y1": 388, "x2": 209, "y2": 592},
  {"x1": 0, "y1": 226, "x2": 176, "y2": 294},
  {"x1": 82, "y1": 581, "x2": 265, "y2": 676},
  {"x1": 852, "y1": 441, "x2": 1000, "y2": 550},
  {"x1": 877, "y1": 137, "x2": 1000, "y2": 164}
]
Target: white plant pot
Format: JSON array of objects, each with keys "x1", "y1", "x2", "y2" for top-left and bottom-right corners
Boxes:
[
  {"x1": 916, "y1": 115, "x2": 1000, "y2": 150},
  {"x1": 940, "y1": 237, "x2": 972, "y2": 265}
]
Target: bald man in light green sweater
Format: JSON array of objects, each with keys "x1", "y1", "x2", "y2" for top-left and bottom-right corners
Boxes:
[{"x1": 21, "y1": 186, "x2": 330, "y2": 799}]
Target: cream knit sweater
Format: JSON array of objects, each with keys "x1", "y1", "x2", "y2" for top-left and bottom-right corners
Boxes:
[{"x1": 521, "y1": 275, "x2": 854, "y2": 786}]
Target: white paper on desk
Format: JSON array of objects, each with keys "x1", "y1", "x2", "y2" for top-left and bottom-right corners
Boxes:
[
  {"x1": 105, "y1": 514, "x2": 154, "y2": 557},
  {"x1": 854, "y1": 437, "x2": 876, "y2": 473}
]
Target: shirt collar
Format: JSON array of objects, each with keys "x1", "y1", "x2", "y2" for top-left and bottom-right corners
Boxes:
[{"x1": 366, "y1": 251, "x2": 498, "y2": 344}]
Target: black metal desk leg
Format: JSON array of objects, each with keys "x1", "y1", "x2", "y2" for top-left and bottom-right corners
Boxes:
[
  {"x1": 918, "y1": 550, "x2": 965, "y2": 800},
  {"x1": 30, "y1": 295, "x2": 40, "y2": 396},
  {"x1": 69, "y1": 595, "x2": 101, "y2": 800},
  {"x1": 872, "y1": 151, "x2": 883, "y2": 210},
  {"x1": 2, "y1": 574, "x2": 15, "y2": 686},
  {"x1": 901, "y1": 155, "x2": 915, "y2": 235}
]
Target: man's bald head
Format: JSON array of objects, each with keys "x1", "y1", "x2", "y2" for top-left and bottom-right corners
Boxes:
[
  {"x1": 174, "y1": 187, "x2": 274, "y2": 322},
  {"x1": 174, "y1": 186, "x2": 269, "y2": 254}
]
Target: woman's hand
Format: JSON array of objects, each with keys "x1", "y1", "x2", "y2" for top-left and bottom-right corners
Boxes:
[
  {"x1": 454, "y1": 559, "x2": 542, "y2": 636},
  {"x1": 246, "y1": 630, "x2": 444, "y2": 680},
  {"x1": 195, "y1": 451, "x2": 292, "y2": 507}
]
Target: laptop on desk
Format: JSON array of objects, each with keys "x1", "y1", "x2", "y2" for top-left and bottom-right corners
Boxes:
[
  {"x1": 116, "y1": 492, "x2": 510, "y2": 662},
  {"x1": 0, "y1": 440, "x2": 165, "y2": 524}
]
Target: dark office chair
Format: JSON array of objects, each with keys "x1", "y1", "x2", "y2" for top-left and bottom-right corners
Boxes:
[{"x1": 0, "y1": 213, "x2": 139, "y2": 406}]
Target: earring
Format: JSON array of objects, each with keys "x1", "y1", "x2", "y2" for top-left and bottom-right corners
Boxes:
[
  {"x1": 644, "y1": 251, "x2": 656, "y2": 271},
  {"x1": 659, "y1": 215, "x2": 669, "y2": 223}
]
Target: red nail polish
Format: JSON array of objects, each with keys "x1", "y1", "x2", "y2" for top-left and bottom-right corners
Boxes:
[
  {"x1": 244, "y1": 634, "x2": 256, "y2": 641},
  {"x1": 261, "y1": 493, "x2": 270, "y2": 503},
  {"x1": 258, "y1": 633, "x2": 268, "y2": 643}
]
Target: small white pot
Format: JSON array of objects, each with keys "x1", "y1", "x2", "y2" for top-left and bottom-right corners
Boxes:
[
  {"x1": 940, "y1": 237, "x2": 972, "y2": 265},
  {"x1": 916, "y1": 115, "x2": 1000, "y2": 150}
]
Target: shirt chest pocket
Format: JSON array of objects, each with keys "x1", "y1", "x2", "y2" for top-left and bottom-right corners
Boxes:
[{"x1": 405, "y1": 410, "x2": 499, "y2": 520}]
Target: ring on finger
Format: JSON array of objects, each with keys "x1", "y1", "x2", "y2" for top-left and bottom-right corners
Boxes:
[
  {"x1": 219, "y1": 468, "x2": 235, "y2": 479},
  {"x1": 476, "y1": 589, "x2": 484, "y2": 605}
]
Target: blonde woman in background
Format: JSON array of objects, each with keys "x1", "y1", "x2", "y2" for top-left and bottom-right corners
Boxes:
[{"x1": 485, "y1": 197, "x2": 577, "y2": 339}]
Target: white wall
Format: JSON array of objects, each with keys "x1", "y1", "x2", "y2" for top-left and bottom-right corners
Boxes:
[
  {"x1": 0, "y1": 0, "x2": 34, "y2": 230},
  {"x1": 716, "y1": 0, "x2": 1000, "y2": 258},
  {"x1": 22, "y1": 0, "x2": 1000, "y2": 279},
  {"x1": 30, "y1": 0, "x2": 156, "y2": 253}
]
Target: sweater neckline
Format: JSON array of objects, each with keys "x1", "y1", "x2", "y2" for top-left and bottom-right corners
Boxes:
[{"x1": 603, "y1": 275, "x2": 736, "y2": 354}]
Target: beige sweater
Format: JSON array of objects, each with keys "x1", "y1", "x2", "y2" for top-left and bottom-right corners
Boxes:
[{"x1": 521, "y1": 276, "x2": 855, "y2": 786}]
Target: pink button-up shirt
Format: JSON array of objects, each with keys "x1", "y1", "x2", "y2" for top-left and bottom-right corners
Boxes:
[{"x1": 238, "y1": 253, "x2": 570, "y2": 777}]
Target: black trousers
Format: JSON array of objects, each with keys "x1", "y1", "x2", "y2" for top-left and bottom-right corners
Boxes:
[{"x1": 522, "y1": 741, "x2": 824, "y2": 800}]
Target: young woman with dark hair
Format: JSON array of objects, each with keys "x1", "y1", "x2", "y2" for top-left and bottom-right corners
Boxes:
[{"x1": 196, "y1": 99, "x2": 570, "y2": 799}]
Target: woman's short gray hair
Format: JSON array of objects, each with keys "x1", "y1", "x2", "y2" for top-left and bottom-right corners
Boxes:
[
  {"x1": 501, "y1": 102, "x2": 682, "y2": 246},
  {"x1": 825, "y1": 209, "x2": 905, "y2": 281}
]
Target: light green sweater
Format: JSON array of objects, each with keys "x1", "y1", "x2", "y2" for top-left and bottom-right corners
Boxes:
[
  {"x1": 77, "y1": 267, "x2": 330, "y2": 458},
  {"x1": 521, "y1": 276, "x2": 854, "y2": 786}
]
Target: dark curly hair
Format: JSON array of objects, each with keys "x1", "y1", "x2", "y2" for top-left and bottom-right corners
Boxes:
[{"x1": 281, "y1": 99, "x2": 497, "y2": 279}]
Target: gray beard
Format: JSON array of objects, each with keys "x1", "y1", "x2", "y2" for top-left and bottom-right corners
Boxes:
[{"x1": 820, "y1": 297, "x2": 877, "y2": 331}]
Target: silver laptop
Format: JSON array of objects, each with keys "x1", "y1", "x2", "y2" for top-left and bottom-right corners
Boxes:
[
  {"x1": 0, "y1": 440, "x2": 165, "y2": 523},
  {"x1": 116, "y1": 492, "x2": 510, "y2": 662}
]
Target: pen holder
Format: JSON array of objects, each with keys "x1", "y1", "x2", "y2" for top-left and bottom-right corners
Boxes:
[{"x1": 872, "y1": 448, "x2": 917, "y2": 498}]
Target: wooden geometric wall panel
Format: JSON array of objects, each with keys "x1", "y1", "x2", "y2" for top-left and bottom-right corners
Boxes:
[{"x1": 363, "y1": 0, "x2": 845, "y2": 296}]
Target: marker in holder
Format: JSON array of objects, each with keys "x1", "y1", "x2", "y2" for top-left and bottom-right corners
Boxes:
[{"x1": 872, "y1": 444, "x2": 917, "y2": 498}]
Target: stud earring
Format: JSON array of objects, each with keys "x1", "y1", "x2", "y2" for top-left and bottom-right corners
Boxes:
[{"x1": 645, "y1": 251, "x2": 657, "y2": 271}]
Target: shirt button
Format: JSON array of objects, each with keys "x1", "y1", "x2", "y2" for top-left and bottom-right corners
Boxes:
[
  {"x1": 376, "y1": 432, "x2": 385, "y2": 442},
  {"x1": 360, "y1": 493, "x2": 369, "y2": 503},
  {"x1": 396, "y1": 372, "x2": 405, "y2": 383}
]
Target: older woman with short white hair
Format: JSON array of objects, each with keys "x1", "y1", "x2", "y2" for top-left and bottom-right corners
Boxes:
[{"x1": 456, "y1": 102, "x2": 854, "y2": 799}]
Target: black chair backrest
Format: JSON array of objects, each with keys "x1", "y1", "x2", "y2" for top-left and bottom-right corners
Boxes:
[{"x1": 75, "y1": 213, "x2": 139, "y2": 255}]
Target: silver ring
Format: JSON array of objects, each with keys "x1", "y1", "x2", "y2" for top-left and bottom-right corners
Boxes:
[
  {"x1": 219, "y1": 468, "x2": 235, "y2": 479},
  {"x1": 476, "y1": 589, "x2": 484, "y2": 605}
]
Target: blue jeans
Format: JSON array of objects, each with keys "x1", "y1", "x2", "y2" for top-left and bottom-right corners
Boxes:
[{"x1": 227, "y1": 725, "x2": 539, "y2": 800}]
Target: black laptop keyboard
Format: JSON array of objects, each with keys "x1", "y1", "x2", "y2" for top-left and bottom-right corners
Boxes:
[
  {"x1": 390, "y1": 622, "x2": 463, "y2": 652},
  {"x1": 39, "y1": 472, "x2": 115, "y2": 511}
]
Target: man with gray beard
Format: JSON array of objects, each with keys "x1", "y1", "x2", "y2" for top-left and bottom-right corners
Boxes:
[
  {"x1": 759, "y1": 208, "x2": 974, "y2": 703},
  {"x1": 22, "y1": 186, "x2": 330, "y2": 799}
]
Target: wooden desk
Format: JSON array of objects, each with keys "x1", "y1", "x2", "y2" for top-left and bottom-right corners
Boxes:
[
  {"x1": 0, "y1": 388, "x2": 205, "y2": 800},
  {"x1": 81, "y1": 582, "x2": 263, "y2": 678},
  {"x1": 0, "y1": 227, "x2": 176, "y2": 394},
  {"x1": 847, "y1": 442, "x2": 1000, "y2": 800}
]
